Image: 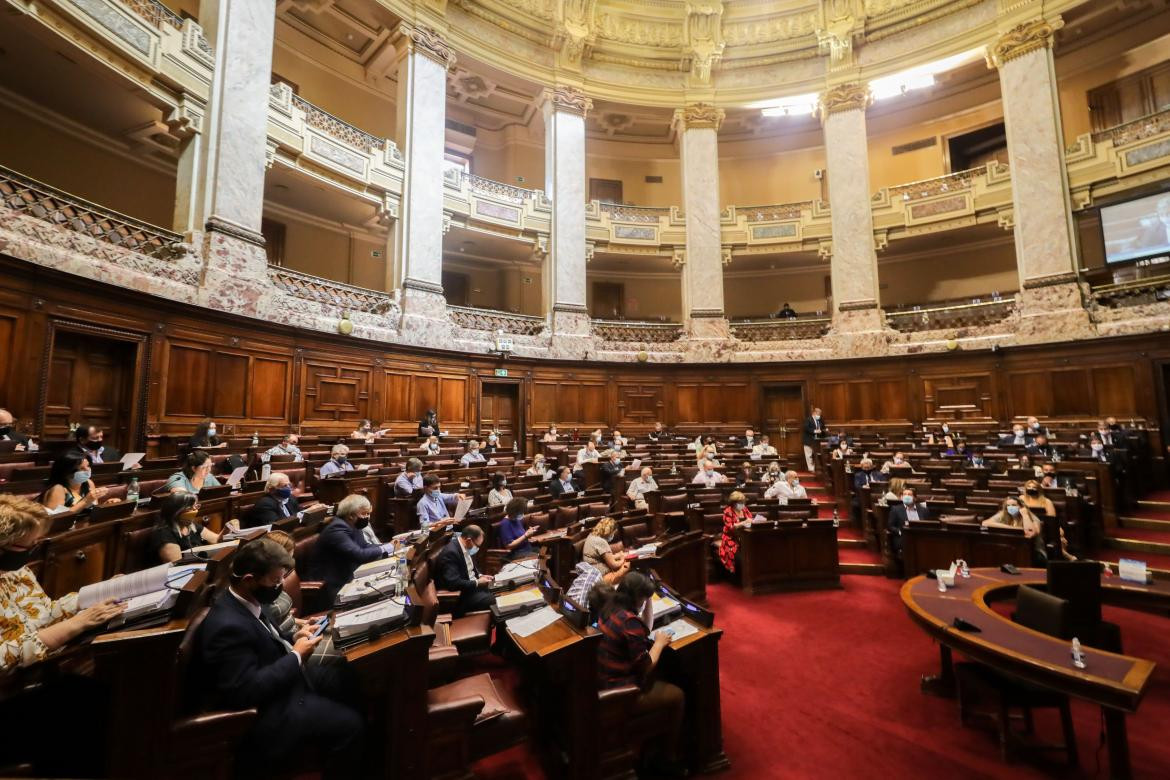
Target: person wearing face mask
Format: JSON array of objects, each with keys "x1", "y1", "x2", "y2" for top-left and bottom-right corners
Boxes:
[
  {"x1": 718, "y1": 491, "x2": 753, "y2": 574},
  {"x1": 886, "y1": 486, "x2": 930, "y2": 559},
  {"x1": 852, "y1": 458, "x2": 887, "y2": 491},
  {"x1": 1086, "y1": 434, "x2": 1110, "y2": 461},
  {"x1": 526, "y1": 455, "x2": 554, "y2": 480},
  {"x1": 765, "y1": 470, "x2": 807, "y2": 501},
  {"x1": 312, "y1": 494, "x2": 393, "y2": 605},
  {"x1": 0, "y1": 495, "x2": 124, "y2": 775},
  {"x1": 418, "y1": 409, "x2": 440, "y2": 438},
  {"x1": 752, "y1": 435, "x2": 777, "y2": 458},
  {"x1": 967, "y1": 449, "x2": 987, "y2": 468},
  {"x1": 152, "y1": 492, "x2": 233, "y2": 563},
  {"x1": 1026, "y1": 416, "x2": 1049, "y2": 437},
  {"x1": 646, "y1": 421, "x2": 666, "y2": 442},
  {"x1": 626, "y1": 466, "x2": 658, "y2": 510},
  {"x1": 243, "y1": 472, "x2": 303, "y2": 527},
  {"x1": 802, "y1": 406, "x2": 827, "y2": 471},
  {"x1": 487, "y1": 471, "x2": 513, "y2": 507},
  {"x1": 39, "y1": 451, "x2": 108, "y2": 518},
  {"x1": 72, "y1": 423, "x2": 125, "y2": 465},
  {"x1": 831, "y1": 438, "x2": 853, "y2": 460},
  {"x1": 164, "y1": 449, "x2": 222, "y2": 494},
  {"x1": 594, "y1": 571, "x2": 686, "y2": 777},
  {"x1": 881, "y1": 451, "x2": 908, "y2": 473},
  {"x1": 732, "y1": 463, "x2": 755, "y2": 490},
  {"x1": 195, "y1": 537, "x2": 365, "y2": 779},
  {"x1": 460, "y1": 439, "x2": 487, "y2": 467},
  {"x1": 550, "y1": 465, "x2": 581, "y2": 498},
  {"x1": 417, "y1": 474, "x2": 466, "y2": 528},
  {"x1": 0, "y1": 407, "x2": 34, "y2": 452},
  {"x1": 189, "y1": 419, "x2": 225, "y2": 449},
  {"x1": 764, "y1": 461, "x2": 784, "y2": 483},
  {"x1": 320, "y1": 444, "x2": 355, "y2": 478},
  {"x1": 1026, "y1": 433, "x2": 1055, "y2": 459},
  {"x1": 1093, "y1": 421, "x2": 1115, "y2": 447},
  {"x1": 350, "y1": 418, "x2": 388, "y2": 442},
  {"x1": 496, "y1": 498, "x2": 540, "y2": 560},
  {"x1": 260, "y1": 531, "x2": 341, "y2": 667},
  {"x1": 999, "y1": 424, "x2": 1031, "y2": 447},
  {"x1": 419, "y1": 434, "x2": 442, "y2": 455},
  {"x1": 982, "y1": 497, "x2": 1048, "y2": 565},
  {"x1": 434, "y1": 524, "x2": 496, "y2": 617},
  {"x1": 600, "y1": 450, "x2": 629, "y2": 496},
  {"x1": 394, "y1": 458, "x2": 425, "y2": 497},
  {"x1": 691, "y1": 459, "x2": 728, "y2": 487},
  {"x1": 583, "y1": 518, "x2": 627, "y2": 576},
  {"x1": 576, "y1": 439, "x2": 600, "y2": 469},
  {"x1": 482, "y1": 431, "x2": 501, "y2": 455},
  {"x1": 1020, "y1": 480, "x2": 1057, "y2": 517},
  {"x1": 1040, "y1": 465, "x2": 1060, "y2": 489},
  {"x1": 266, "y1": 433, "x2": 303, "y2": 461}
]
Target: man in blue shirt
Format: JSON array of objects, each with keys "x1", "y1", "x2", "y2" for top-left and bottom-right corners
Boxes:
[
  {"x1": 394, "y1": 458, "x2": 424, "y2": 497},
  {"x1": 459, "y1": 440, "x2": 487, "y2": 467},
  {"x1": 416, "y1": 474, "x2": 466, "y2": 529},
  {"x1": 320, "y1": 444, "x2": 355, "y2": 478}
]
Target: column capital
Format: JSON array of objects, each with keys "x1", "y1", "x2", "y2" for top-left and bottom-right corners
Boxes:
[
  {"x1": 394, "y1": 23, "x2": 455, "y2": 69},
  {"x1": 540, "y1": 86, "x2": 593, "y2": 117},
  {"x1": 672, "y1": 103, "x2": 725, "y2": 132},
  {"x1": 817, "y1": 82, "x2": 870, "y2": 121},
  {"x1": 986, "y1": 17, "x2": 1063, "y2": 68}
]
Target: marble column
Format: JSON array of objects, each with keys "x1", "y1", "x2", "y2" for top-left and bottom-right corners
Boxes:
[
  {"x1": 673, "y1": 104, "x2": 729, "y2": 340},
  {"x1": 990, "y1": 17, "x2": 1093, "y2": 339},
  {"x1": 392, "y1": 24, "x2": 454, "y2": 326},
  {"x1": 194, "y1": 0, "x2": 276, "y2": 303},
  {"x1": 819, "y1": 83, "x2": 885, "y2": 339},
  {"x1": 541, "y1": 87, "x2": 592, "y2": 345}
]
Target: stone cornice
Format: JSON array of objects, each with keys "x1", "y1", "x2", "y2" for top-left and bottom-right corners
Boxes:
[
  {"x1": 397, "y1": 23, "x2": 456, "y2": 68},
  {"x1": 986, "y1": 17, "x2": 1063, "y2": 68},
  {"x1": 205, "y1": 217, "x2": 266, "y2": 248},
  {"x1": 541, "y1": 86, "x2": 593, "y2": 117},
  {"x1": 672, "y1": 103, "x2": 725, "y2": 131},
  {"x1": 818, "y1": 82, "x2": 871, "y2": 120}
]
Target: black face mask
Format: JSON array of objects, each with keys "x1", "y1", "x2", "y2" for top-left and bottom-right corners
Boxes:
[
  {"x1": 0, "y1": 547, "x2": 35, "y2": 571},
  {"x1": 0, "y1": 426, "x2": 11, "y2": 437},
  {"x1": 253, "y1": 582, "x2": 283, "y2": 605},
  {"x1": 336, "y1": 456, "x2": 347, "y2": 464},
  {"x1": 1026, "y1": 488, "x2": 1040, "y2": 497},
  {"x1": 84, "y1": 439, "x2": 102, "y2": 450},
  {"x1": 355, "y1": 517, "x2": 370, "y2": 529}
]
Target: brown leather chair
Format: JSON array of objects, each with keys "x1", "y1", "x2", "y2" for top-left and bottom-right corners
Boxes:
[
  {"x1": 0, "y1": 461, "x2": 35, "y2": 483},
  {"x1": 554, "y1": 504, "x2": 580, "y2": 529},
  {"x1": 118, "y1": 523, "x2": 161, "y2": 573},
  {"x1": 580, "y1": 501, "x2": 609, "y2": 519},
  {"x1": 412, "y1": 559, "x2": 493, "y2": 658},
  {"x1": 426, "y1": 672, "x2": 529, "y2": 780},
  {"x1": 655, "y1": 492, "x2": 689, "y2": 535}
]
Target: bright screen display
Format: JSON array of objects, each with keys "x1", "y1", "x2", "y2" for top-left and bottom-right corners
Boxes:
[{"x1": 1102, "y1": 192, "x2": 1170, "y2": 264}]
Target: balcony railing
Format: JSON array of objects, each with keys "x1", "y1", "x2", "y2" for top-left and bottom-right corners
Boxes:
[
  {"x1": 885, "y1": 297, "x2": 1016, "y2": 333},
  {"x1": 124, "y1": 0, "x2": 184, "y2": 30},
  {"x1": 598, "y1": 203, "x2": 673, "y2": 223},
  {"x1": 0, "y1": 164, "x2": 185, "y2": 259},
  {"x1": 887, "y1": 166, "x2": 986, "y2": 202},
  {"x1": 735, "y1": 202, "x2": 811, "y2": 222},
  {"x1": 268, "y1": 266, "x2": 396, "y2": 316},
  {"x1": 290, "y1": 94, "x2": 384, "y2": 152},
  {"x1": 730, "y1": 317, "x2": 831, "y2": 341},
  {"x1": 1090, "y1": 109, "x2": 1170, "y2": 147},
  {"x1": 1091, "y1": 274, "x2": 1170, "y2": 308},
  {"x1": 591, "y1": 319, "x2": 683, "y2": 343},
  {"x1": 447, "y1": 305, "x2": 547, "y2": 336},
  {"x1": 463, "y1": 174, "x2": 533, "y2": 204}
]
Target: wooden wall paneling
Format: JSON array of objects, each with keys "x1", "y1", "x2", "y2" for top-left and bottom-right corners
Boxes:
[
  {"x1": 410, "y1": 375, "x2": 440, "y2": 422},
  {"x1": 1049, "y1": 368, "x2": 1093, "y2": 416},
  {"x1": 921, "y1": 372, "x2": 994, "y2": 420},
  {"x1": 249, "y1": 357, "x2": 291, "y2": 419},
  {"x1": 0, "y1": 310, "x2": 20, "y2": 411},
  {"x1": 617, "y1": 383, "x2": 665, "y2": 425},
  {"x1": 531, "y1": 381, "x2": 558, "y2": 427},
  {"x1": 162, "y1": 342, "x2": 213, "y2": 418},
  {"x1": 211, "y1": 352, "x2": 249, "y2": 419},
  {"x1": 1093, "y1": 366, "x2": 1138, "y2": 416},
  {"x1": 675, "y1": 384, "x2": 701, "y2": 425},
  {"x1": 1004, "y1": 370, "x2": 1053, "y2": 419},
  {"x1": 440, "y1": 376, "x2": 468, "y2": 427},
  {"x1": 300, "y1": 357, "x2": 373, "y2": 424},
  {"x1": 814, "y1": 381, "x2": 848, "y2": 424},
  {"x1": 578, "y1": 383, "x2": 607, "y2": 426},
  {"x1": 383, "y1": 371, "x2": 413, "y2": 422},
  {"x1": 876, "y1": 378, "x2": 910, "y2": 422}
]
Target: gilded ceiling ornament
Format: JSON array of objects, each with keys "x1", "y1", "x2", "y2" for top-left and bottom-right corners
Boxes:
[
  {"x1": 673, "y1": 103, "x2": 725, "y2": 131},
  {"x1": 554, "y1": 0, "x2": 597, "y2": 67},
  {"x1": 684, "y1": 2, "x2": 725, "y2": 85},
  {"x1": 544, "y1": 86, "x2": 593, "y2": 116},
  {"x1": 986, "y1": 17, "x2": 1063, "y2": 68},
  {"x1": 816, "y1": 0, "x2": 865, "y2": 66},
  {"x1": 818, "y1": 82, "x2": 870, "y2": 118}
]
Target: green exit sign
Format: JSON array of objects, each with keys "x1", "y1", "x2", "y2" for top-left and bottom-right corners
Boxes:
[{"x1": 494, "y1": 368, "x2": 508, "y2": 377}]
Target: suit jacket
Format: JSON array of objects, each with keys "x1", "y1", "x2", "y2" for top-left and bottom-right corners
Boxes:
[
  {"x1": 802, "y1": 416, "x2": 826, "y2": 446},
  {"x1": 999, "y1": 434, "x2": 1032, "y2": 446},
  {"x1": 549, "y1": 477, "x2": 581, "y2": 498},
  {"x1": 738, "y1": 437, "x2": 755, "y2": 449},
  {"x1": 887, "y1": 502, "x2": 931, "y2": 547},
  {"x1": 852, "y1": 469, "x2": 887, "y2": 491},
  {"x1": 76, "y1": 443, "x2": 124, "y2": 465},
  {"x1": 243, "y1": 493, "x2": 302, "y2": 528},
  {"x1": 1026, "y1": 443, "x2": 1055, "y2": 458},
  {"x1": 310, "y1": 518, "x2": 384, "y2": 600},
  {"x1": 600, "y1": 461, "x2": 624, "y2": 493},
  {"x1": 434, "y1": 537, "x2": 480, "y2": 595}
]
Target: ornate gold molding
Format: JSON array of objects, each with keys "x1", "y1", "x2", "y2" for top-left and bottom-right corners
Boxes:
[
  {"x1": 542, "y1": 86, "x2": 593, "y2": 117},
  {"x1": 986, "y1": 17, "x2": 1063, "y2": 68},
  {"x1": 672, "y1": 103, "x2": 725, "y2": 131},
  {"x1": 818, "y1": 82, "x2": 870, "y2": 119},
  {"x1": 400, "y1": 24, "x2": 456, "y2": 68}
]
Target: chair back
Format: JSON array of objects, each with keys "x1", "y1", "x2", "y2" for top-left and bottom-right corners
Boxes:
[
  {"x1": 119, "y1": 524, "x2": 160, "y2": 573},
  {"x1": 1046, "y1": 560, "x2": 1103, "y2": 625},
  {"x1": 1014, "y1": 584, "x2": 1070, "y2": 639}
]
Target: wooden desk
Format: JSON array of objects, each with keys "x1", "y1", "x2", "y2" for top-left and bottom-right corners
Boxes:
[
  {"x1": 734, "y1": 520, "x2": 840, "y2": 595},
  {"x1": 902, "y1": 524, "x2": 1033, "y2": 576},
  {"x1": 660, "y1": 619, "x2": 729, "y2": 775},
  {"x1": 901, "y1": 567, "x2": 1169, "y2": 779},
  {"x1": 630, "y1": 530, "x2": 708, "y2": 605}
]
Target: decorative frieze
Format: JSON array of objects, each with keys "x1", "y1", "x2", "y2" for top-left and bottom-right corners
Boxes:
[
  {"x1": 592, "y1": 320, "x2": 684, "y2": 344},
  {"x1": 404, "y1": 24, "x2": 455, "y2": 68},
  {"x1": 885, "y1": 298, "x2": 1016, "y2": 333},
  {"x1": 986, "y1": 17, "x2": 1062, "y2": 68},
  {"x1": 818, "y1": 82, "x2": 870, "y2": 119},
  {"x1": 672, "y1": 103, "x2": 725, "y2": 131},
  {"x1": 270, "y1": 265, "x2": 397, "y2": 316},
  {"x1": 730, "y1": 318, "x2": 831, "y2": 342}
]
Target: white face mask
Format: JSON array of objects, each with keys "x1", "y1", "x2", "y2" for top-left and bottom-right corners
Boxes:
[{"x1": 207, "y1": 426, "x2": 216, "y2": 435}]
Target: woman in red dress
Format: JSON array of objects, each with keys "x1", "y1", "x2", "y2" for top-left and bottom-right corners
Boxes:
[{"x1": 719, "y1": 490, "x2": 753, "y2": 573}]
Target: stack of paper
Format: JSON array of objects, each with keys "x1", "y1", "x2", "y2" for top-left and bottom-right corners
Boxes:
[
  {"x1": 223, "y1": 524, "x2": 270, "y2": 541},
  {"x1": 657, "y1": 618, "x2": 700, "y2": 643},
  {"x1": 354, "y1": 556, "x2": 401, "y2": 579},
  {"x1": 334, "y1": 598, "x2": 406, "y2": 639},
  {"x1": 505, "y1": 605, "x2": 562, "y2": 638},
  {"x1": 190, "y1": 539, "x2": 241, "y2": 555},
  {"x1": 453, "y1": 497, "x2": 475, "y2": 521},
  {"x1": 494, "y1": 559, "x2": 540, "y2": 585},
  {"x1": 496, "y1": 587, "x2": 546, "y2": 610},
  {"x1": 115, "y1": 589, "x2": 179, "y2": 624},
  {"x1": 337, "y1": 571, "x2": 401, "y2": 604},
  {"x1": 651, "y1": 592, "x2": 680, "y2": 618},
  {"x1": 627, "y1": 543, "x2": 659, "y2": 558}
]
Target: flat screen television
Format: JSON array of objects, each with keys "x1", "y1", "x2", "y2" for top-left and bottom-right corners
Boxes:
[{"x1": 1101, "y1": 191, "x2": 1170, "y2": 264}]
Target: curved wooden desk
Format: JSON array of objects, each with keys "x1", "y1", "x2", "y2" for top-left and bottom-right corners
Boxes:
[{"x1": 901, "y1": 567, "x2": 1169, "y2": 779}]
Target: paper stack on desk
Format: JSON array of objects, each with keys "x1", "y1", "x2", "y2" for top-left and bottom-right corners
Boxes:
[
  {"x1": 337, "y1": 571, "x2": 400, "y2": 604},
  {"x1": 353, "y1": 555, "x2": 402, "y2": 579},
  {"x1": 334, "y1": 599, "x2": 406, "y2": 640},
  {"x1": 496, "y1": 587, "x2": 545, "y2": 610},
  {"x1": 626, "y1": 543, "x2": 659, "y2": 559},
  {"x1": 657, "y1": 618, "x2": 699, "y2": 643},
  {"x1": 651, "y1": 592, "x2": 680, "y2": 618},
  {"x1": 506, "y1": 605, "x2": 562, "y2": 638},
  {"x1": 494, "y1": 559, "x2": 540, "y2": 585}
]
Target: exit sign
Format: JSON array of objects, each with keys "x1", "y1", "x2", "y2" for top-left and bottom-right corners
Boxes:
[{"x1": 494, "y1": 368, "x2": 509, "y2": 377}]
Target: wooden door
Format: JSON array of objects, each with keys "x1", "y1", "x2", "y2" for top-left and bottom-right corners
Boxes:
[
  {"x1": 44, "y1": 330, "x2": 137, "y2": 450},
  {"x1": 480, "y1": 382, "x2": 521, "y2": 452},
  {"x1": 591, "y1": 281, "x2": 624, "y2": 319},
  {"x1": 762, "y1": 385, "x2": 805, "y2": 458},
  {"x1": 589, "y1": 178, "x2": 623, "y2": 204}
]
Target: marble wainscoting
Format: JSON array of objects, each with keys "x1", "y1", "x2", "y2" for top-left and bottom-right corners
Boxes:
[
  {"x1": 1092, "y1": 300, "x2": 1170, "y2": 339},
  {"x1": 1012, "y1": 281, "x2": 1096, "y2": 344}
]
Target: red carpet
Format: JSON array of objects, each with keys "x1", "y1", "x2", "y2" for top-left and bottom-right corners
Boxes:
[
  {"x1": 1107, "y1": 527, "x2": 1170, "y2": 544},
  {"x1": 837, "y1": 546, "x2": 881, "y2": 564}
]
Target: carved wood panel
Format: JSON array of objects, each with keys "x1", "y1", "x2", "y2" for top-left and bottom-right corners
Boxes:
[
  {"x1": 301, "y1": 359, "x2": 372, "y2": 422},
  {"x1": 921, "y1": 373, "x2": 993, "y2": 419},
  {"x1": 616, "y1": 383, "x2": 664, "y2": 425}
]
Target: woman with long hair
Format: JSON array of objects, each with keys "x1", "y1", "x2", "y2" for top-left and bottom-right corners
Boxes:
[{"x1": 39, "y1": 451, "x2": 106, "y2": 518}]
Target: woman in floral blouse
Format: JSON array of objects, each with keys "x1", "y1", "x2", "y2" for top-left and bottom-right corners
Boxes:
[{"x1": 718, "y1": 490, "x2": 753, "y2": 574}]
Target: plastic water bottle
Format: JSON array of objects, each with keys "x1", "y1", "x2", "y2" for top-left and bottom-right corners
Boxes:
[
  {"x1": 261, "y1": 463, "x2": 271, "y2": 481},
  {"x1": 832, "y1": 508, "x2": 840, "y2": 528},
  {"x1": 937, "y1": 576, "x2": 947, "y2": 593},
  {"x1": 251, "y1": 431, "x2": 259, "y2": 446},
  {"x1": 1071, "y1": 638, "x2": 1086, "y2": 669},
  {"x1": 126, "y1": 478, "x2": 140, "y2": 504}
]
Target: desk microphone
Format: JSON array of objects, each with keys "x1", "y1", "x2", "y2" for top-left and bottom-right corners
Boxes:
[{"x1": 364, "y1": 579, "x2": 403, "y2": 602}]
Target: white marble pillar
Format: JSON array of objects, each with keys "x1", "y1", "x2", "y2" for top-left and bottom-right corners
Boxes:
[
  {"x1": 541, "y1": 87, "x2": 592, "y2": 342},
  {"x1": 989, "y1": 17, "x2": 1092, "y2": 338},
  {"x1": 819, "y1": 83, "x2": 884, "y2": 337},
  {"x1": 673, "y1": 104, "x2": 729, "y2": 339},
  {"x1": 194, "y1": 0, "x2": 276, "y2": 289},
  {"x1": 392, "y1": 24, "x2": 454, "y2": 324}
]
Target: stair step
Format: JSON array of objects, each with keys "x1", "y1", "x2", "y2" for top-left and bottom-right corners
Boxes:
[
  {"x1": 1137, "y1": 499, "x2": 1170, "y2": 509},
  {"x1": 837, "y1": 538, "x2": 868, "y2": 550},
  {"x1": 1103, "y1": 536, "x2": 1170, "y2": 556},
  {"x1": 1119, "y1": 516, "x2": 1170, "y2": 532},
  {"x1": 839, "y1": 562, "x2": 886, "y2": 576}
]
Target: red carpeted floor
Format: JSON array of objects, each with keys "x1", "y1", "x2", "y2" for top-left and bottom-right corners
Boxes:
[{"x1": 477, "y1": 575, "x2": 1170, "y2": 780}]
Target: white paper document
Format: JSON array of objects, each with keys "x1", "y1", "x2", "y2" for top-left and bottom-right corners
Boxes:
[
  {"x1": 494, "y1": 559, "x2": 540, "y2": 584},
  {"x1": 223, "y1": 524, "x2": 270, "y2": 541},
  {"x1": 225, "y1": 466, "x2": 249, "y2": 488},
  {"x1": 335, "y1": 598, "x2": 406, "y2": 638},
  {"x1": 1118, "y1": 558, "x2": 1148, "y2": 584},
  {"x1": 79, "y1": 563, "x2": 171, "y2": 608},
  {"x1": 506, "y1": 605, "x2": 563, "y2": 637},
  {"x1": 453, "y1": 496, "x2": 474, "y2": 521},
  {"x1": 120, "y1": 453, "x2": 145, "y2": 469},
  {"x1": 658, "y1": 618, "x2": 700, "y2": 643},
  {"x1": 651, "y1": 592, "x2": 679, "y2": 617}
]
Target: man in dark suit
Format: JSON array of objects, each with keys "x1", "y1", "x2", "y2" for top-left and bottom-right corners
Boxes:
[
  {"x1": 998, "y1": 424, "x2": 1030, "y2": 447},
  {"x1": 1026, "y1": 433, "x2": 1055, "y2": 459},
  {"x1": 600, "y1": 450, "x2": 628, "y2": 495},
  {"x1": 549, "y1": 466, "x2": 581, "y2": 499},
  {"x1": 74, "y1": 424, "x2": 125, "y2": 466},
  {"x1": 886, "y1": 486, "x2": 931, "y2": 561},
  {"x1": 310, "y1": 494, "x2": 393, "y2": 605},
  {"x1": 647, "y1": 422, "x2": 667, "y2": 442},
  {"x1": 434, "y1": 525, "x2": 495, "y2": 617},
  {"x1": 242, "y1": 472, "x2": 302, "y2": 528},
  {"x1": 802, "y1": 407, "x2": 826, "y2": 471},
  {"x1": 0, "y1": 408, "x2": 33, "y2": 451},
  {"x1": 738, "y1": 428, "x2": 756, "y2": 449},
  {"x1": 195, "y1": 537, "x2": 364, "y2": 778},
  {"x1": 851, "y1": 457, "x2": 887, "y2": 520}
]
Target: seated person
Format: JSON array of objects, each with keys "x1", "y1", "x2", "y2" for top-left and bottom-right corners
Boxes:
[
  {"x1": 350, "y1": 418, "x2": 387, "y2": 442},
  {"x1": 459, "y1": 440, "x2": 487, "y2": 467},
  {"x1": 739, "y1": 428, "x2": 756, "y2": 449},
  {"x1": 881, "y1": 477, "x2": 906, "y2": 504},
  {"x1": 265, "y1": 434, "x2": 302, "y2": 461},
  {"x1": 260, "y1": 531, "x2": 340, "y2": 666},
  {"x1": 319, "y1": 444, "x2": 355, "y2": 478},
  {"x1": 695, "y1": 444, "x2": 720, "y2": 465},
  {"x1": 1027, "y1": 433, "x2": 1055, "y2": 459},
  {"x1": 764, "y1": 470, "x2": 807, "y2": 501},
  {"x1": 542, "y1": 424, "x2": 559, "y2": 442},
  {"x1": 242, "y1": 472, "x2": 302, "y2": 527},
  {"x1": 1027, "y1": 416, "x2": 1049, "y2": 438},
  {"x1": 164, "y1": 449, "x2": 222, "y2": 494},
  {"x1": 189, "y1": 419, "x2": 226, "y2": 449},
  {"x1": 576, "y1": 439, "x2": 600, "y2": 468},
  {"x1": 763, "y1": 461, "x2": 783, "y2": 483},
  {"x1": 394, "y1": 458, "x2": 425, "y2": 497},
  {"x1": 776, "y1": 301, "x2": 797, "y2": 319},
  {"x1": 565, "y1": 557, "x2": 630, "y2": 609},
  {"x1": 497, "y1": 498, "x2": 539, "y2": 560},
  {"x1": 195, "y1": 537, "x2": 364, "y2": 778},
  {"x1": 416, "y1": 474, "x2": 464, "y2": 529},
  {"x1": 72, "y1": 423, "x2": 124, "y2": 466},
  {"x1": 626, "y1": 466, "x2": 658, "y2": 510},
  {"x1": 886, "y1": 486, "x2": 930, "y2": 558},
  {"x1": 434, "y1": 525, "x2": 495, "y2": 617},
  {"x1": 732, "y1": 463, "x2": 754, "y2": 489},
  {"x1": 718, "y1": 491, "x2": 752, "y2": 574},
  {"x1": 418, "y1": 409, "x2": 440, "y2": 438},
  {"x1": 594, "y1": 572, "x2": 685, "y2": 776},
  {"x1": 999, "y1": 424, "x2": 1030, "y2": 447},
  {"x1": 419, "y1": 435, "x2": 442, "y2": 455},
  {"x1": 549, "y1": 466, "x2": 581, "y2": 498},
  {"x1": 831, "y1": 439, "x2": 853, "y2": 460},
  {"x1": 1040, "y1": 463, "x2": 1060, "y2": 489},
  {"x1": 692, "y1": 460, "x2": 727, "y2": 487},
  {"x1": 967, "y1": 449, "x2": 988, "y2": 468},
  {"x1": 881, "y1": 452, "x2": 908, "y2": 473},
  {"x1": 646, "y1": 422, "x2": 667, "y2": 442},
  {"x1": 1015, "y1": 454, "x2": 1042, "y2": 478},
  {"x1": 526, "y1": 454, "x2": 554, "y2": 480},
  {"x1": 610, "y1": 429, "x2": 627, "y2": 452},
  {"x1": 751, "y1": 435, "x2": 777, "y2": 457},
  {"x1": 0, "y1": 408, "x2": 34, "y2": 451},
  {"x1": 1020, "y1": 480, "x2": 1074, "y2": 560},
  {"x1": 1094, "y1": 420, "x2": 1118, "y2": 447},
  {"x1": 487, "y1": 471, "x2": 513, "y2": 507},
  {"x1": 311, "y1": 494, "x2": 393, "y2": 604},
  {"x1": 39, "y1": 452, "x2": 108, "y2": 518},
  {"x1": 1085, "y1": 434, "x2": 1110, "y2": 461},
  {"x1": 583, "y1": 518, "x2": 626, "y2": 576},
  {"x1": 152, "y1": 492, "x2": 232, "y2": 563},
  {"x1": 982, "y1": 496, "x2": 1047, "y2": 564},
  {"x1": 482, "y1": 432, "x2": 501, "y2": 455},
  {"x1": 600, "y1": 450, "x2": 628, "y2": 493},
  {"x1": 851, "y1": 458, "x2": 886, "y2": 490}
]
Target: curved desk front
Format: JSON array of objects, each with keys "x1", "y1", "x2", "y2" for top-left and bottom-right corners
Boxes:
[{"x1": 901, "y1": 567, "x2": 1169, "y2": 779}]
